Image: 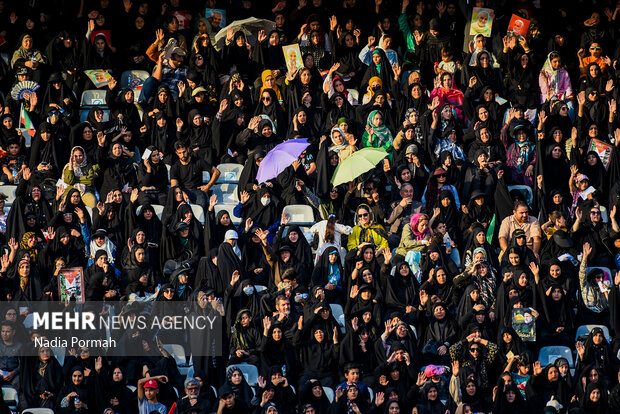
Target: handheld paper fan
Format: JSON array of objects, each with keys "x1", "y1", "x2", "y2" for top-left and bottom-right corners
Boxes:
[{"x1": 10, "y1": 80, "x2": 40, "y2": 101}]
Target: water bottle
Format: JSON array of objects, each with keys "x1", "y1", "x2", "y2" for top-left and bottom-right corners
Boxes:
[
  {"x1": 75, "y1": 395, "x2": 82, "y2": 412},
  {"x1": 282, "y1": 364, "x2": 287, "y2": 376}
]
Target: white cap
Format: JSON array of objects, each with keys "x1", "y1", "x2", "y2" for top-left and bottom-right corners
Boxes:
[{"x1": 225, "y1": 230, "x2": 238, "y2": 240}]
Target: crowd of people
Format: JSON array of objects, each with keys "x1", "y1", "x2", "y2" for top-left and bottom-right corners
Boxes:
[{"x1": 0, "y1": 0, "x2": 619, "y2": 413}]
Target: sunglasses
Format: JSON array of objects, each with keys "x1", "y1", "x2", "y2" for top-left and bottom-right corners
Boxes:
[
  {"x1": 164, "y1": 288, "x2": 174, "y2": 293},
  {"x1": 437, "y1": 174, "x2": 447, "y2": 178},
  {"x1": 590, "y1": 46, "x2": 602, "y2": 50},
  {"x1": 262, "y1": 96, "x2": 271, "y2": 101},
  {"x1": 358, "y1": 213, "x2": 369, "y2": 218},
  {"x1": 470, "y1": 348, "x2": 480, "y2": 353},
  {"x1": 591, "y1": 211, "x2": 601, "y2": 215}
]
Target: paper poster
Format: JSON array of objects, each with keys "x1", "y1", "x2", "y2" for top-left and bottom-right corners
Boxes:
[
  {"x1": 205, "y1": 8, "x2": 226, "y2": 28},
  {"x1": 507, "y1": 14, "x2": 530, "y2": 38},
  {"x1": 282, "y1": 44, "x2": 303, "y2": 71},
  {"x1": 171, "y1": 11, "x2": 191, "y2": 30},
  {"x1": 83, "y1": 70, "x2": 112, "y2": 88},
  {"x1": 588, "y1": 139, "x2": 613, "y2": 171},
  {"x1": 58, "y1": 267, "x2": 85, "y2": 304},
  {"x1": 512, "y1": 308, "x2": 536, "y2": 341},
  {"x1": 163, "y1": 38, "x2": 178, "y2": 60},
  {"x1": 470, "y1": 7, "x2": 494, "y2": 37}
]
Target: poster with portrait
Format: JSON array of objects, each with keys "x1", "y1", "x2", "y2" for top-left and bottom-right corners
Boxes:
[
  {"x1": 83, "y1": 70, "x2": 112, "y2": 88},
  {"x1": 58, "y1": 267, "x2": 85, "y2": 304},
  {"x1": 205, "y1": 8, "x2": 227, "y2": 28},
  {"x1": 171, "y1": 11, "x2": 192, "y2": 30},
  {"x1": 282, "y1": 44, "x2": 303, "y2": 72},
  {"x1": 512, "y1": 308, "x2": 536, "y2": 341},
  {"x1": 507, "y1": 14, "x2": 530, "y2": 39},
  {"x1": 469, "y1": 7, "x2": 494, "y2": 37},
  {"x1": 588, "y1": 139, "x2": 613, "y2": 170}
]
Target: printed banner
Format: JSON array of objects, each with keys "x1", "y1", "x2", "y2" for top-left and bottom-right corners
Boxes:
[
  {"x1": 588, "y1": 139, "x2": 613, "y2": 171},
  {"x1": 512, "y1": 307, "x2": 536, "y2": 341},
  {"x1": 58, "y1": 267, "x2": 85, "y2": 304}
]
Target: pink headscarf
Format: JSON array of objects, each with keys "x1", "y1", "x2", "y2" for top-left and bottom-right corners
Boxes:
[{"x1": 410, "y1": 213, "x2": 429, "y2": 240}]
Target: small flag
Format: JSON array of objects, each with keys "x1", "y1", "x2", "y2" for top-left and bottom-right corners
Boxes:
[
  {"x1": 19, "y1": 104, "x2": 36, "y2": 145},
  {"x1": 486, "y1": 214, "x2": 496, "y2": 245}
]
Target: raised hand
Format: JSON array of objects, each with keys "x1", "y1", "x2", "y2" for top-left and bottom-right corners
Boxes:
[
  {"x1": 577, "y1": 91, "x2": 586, "y2": 106},
  {"x1": 583, "y1": 242, "x2": 592, "y2": 258},
  {"x1": 468, "y1": 75, "x2": 478, "y2": 89},
  {"x1": 219, "y1": 99, "x2": 228, "y2": 114},
  {"x1": 451, "y1": 360, "x2": 459, "y2": 377},
  {"x1": 257, "y1": 29, "x2": 266, "y2": 43},
  {"x1": 329, "y1": 15, "x2": 338, "y2": 31}
]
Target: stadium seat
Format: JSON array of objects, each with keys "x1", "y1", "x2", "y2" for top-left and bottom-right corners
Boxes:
[
  {"x1": 254, "y1": 285, "x2": 267, "y2": 292},
  {"x1": 79, "y1": 108, "x2": 110, "y2": 123},
  {"x1": 538, "y1": 346, "x2": 574, "y2": 368},
  {"x1": 282, "y1": 204, "x2": 314, "y2": 226},
  {"x1": 120, "y1": 70, "x2": 150, "y2": 89},
  {"x1": 367, "y1": 387, "x2": 374, "y2": 403},
  {"x1": 323, "y1": 386, "x2": 334, "y2": 403},
  {"x1": 216, "y1": 163, "x2": 243, "y2": 183},
  {"x1": 2, "y1": 385, "x2": 18, "y2": 411},
  {"x1": 575, "y1": 324, "x2": 611, "y2": 343},
  {"x1": 211, "y1": 183, "x2": 239, "y2": 204},
  {"x1": 166, "y1": 164, "x2": 171, "y2": 181},
  {"x1": 228, "y1": 363, "x2": 259, "y2": 386},
  {"x1": 136, "y1": 204, "x2": 165, "y2": 221},
  {"x1": 162, "y1": 344, "x2": 192, "y2": 376},
  {"x1": 330, "y1": 303, "x2": 346, "y2": 333},
  {"x1": 0, "y1": 185, "x2": 17, "y2": 206},
  {"x1": 127, "y1": 385, "x2": 137, "y2": 392},
  {"x1": 211, "y1": 385, "x2": 218, "y2": 398},
  {"x1": 51, "y1": 346, "x2": 65, "y2": 366},
  {"x1": 202, "y1": 171, "x2": 211, "y2": 184},
  {"x1": 215, "y1": 204, "x2": 241, "y2": 224},
  {"x1": 507, "y1": 185, "x2": 533, "y2": 205},
  {"x1": 190, "y1": 204, "x2": 205, "y2": 225},
  {"x1": 23, "y1": 409, "x2": 54, "y2": 414},
  {"x1": 80, "y1": 89, "x2": 107, "y2": 107}
]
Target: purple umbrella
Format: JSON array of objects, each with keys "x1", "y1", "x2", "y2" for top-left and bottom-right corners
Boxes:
[{"x1": 256, "y1": 138, "x2": 310, "y2": 183}]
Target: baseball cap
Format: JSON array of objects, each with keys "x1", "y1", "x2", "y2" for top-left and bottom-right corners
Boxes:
[
  {"x1": 192, "y1": 87, "x2": 207, "y2": 97},
  {"x1": 185, "y1": 378, "x2": 200, "y2": 388},
  {"x1": 575, "y1": 173, "x2": 589, "y2": 182},
  {"x1": 225, "y1": 230, "x2": 238, "y2": 240},
  {"x1": 144, "y1": 379, "x2": 159, "y2": 389},
  {"x1": 171, "y1": 47, "x2": 186, "y2": 57}
]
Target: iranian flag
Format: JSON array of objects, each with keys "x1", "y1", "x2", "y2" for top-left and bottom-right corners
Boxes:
[{"x1": 18, "y1": 104, "x2": 36, "y2": 145}]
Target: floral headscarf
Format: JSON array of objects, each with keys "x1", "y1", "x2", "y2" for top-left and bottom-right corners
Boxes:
[
  {"x1": 365, "y1": 110, "x2": 392, "y2": 146},
  {"x1": 69, "y1": 146, "x2": 88, "y2": 177},
  {"x1": 410, "y1": 213, "x2": 430, "y2": 240}
]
